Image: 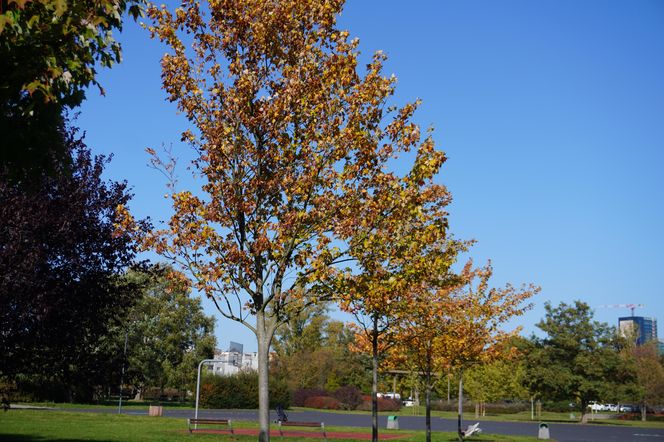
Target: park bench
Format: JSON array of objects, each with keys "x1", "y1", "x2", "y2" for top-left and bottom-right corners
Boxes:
[
  {"x1": 278, "y1": 420, "x2": 326, "y2": 440},
  {"x1": 187, "y1": 418, "x2": 233, "y2": 433}
]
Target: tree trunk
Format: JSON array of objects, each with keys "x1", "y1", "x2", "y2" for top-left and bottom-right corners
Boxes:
[
  {"x1": 642, "y1": 401, "x2": 647, "y2": 422},
  {"x1": 257, "y1": 310, "x2": 271, "y2": 442},
  {"x1": 580, "y1": 400, "x2": 588, "y2": 424},
  {"x1": 457, "y1": 371, "x2": 464, "y2": 441},
  {"x1": 425, "y1": 371, "x2": 432, "y2": 442},
  {"x1": 371, "y1": 315, "x2": 379, "y2": 442}
]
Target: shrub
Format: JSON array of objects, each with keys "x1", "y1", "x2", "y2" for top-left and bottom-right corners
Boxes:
[
  {"x1": 357, "y1": 395, "x2": 401, "y2": 412},
  {"x1": 199, "y1": 371, "x2": 290, "y2": 409},
  {"x1": 304, "y1": 395, "x2": 342, "y2": 410},
  {"x1": 333, "y1": 385, "x2": 363, "y2": 410},
  {"x1": 431, "y1": 399, "x2": 529, "y2": 414},
  {"x1": 292, "y1": 388, "x2": 328, "y2": 407}
]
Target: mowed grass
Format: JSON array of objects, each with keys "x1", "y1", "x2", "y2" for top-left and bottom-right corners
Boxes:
[{"x1": 0, "y1": 410, "x2": 541, "y2": 441}]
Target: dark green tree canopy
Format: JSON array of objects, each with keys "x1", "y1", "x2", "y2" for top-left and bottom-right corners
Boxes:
[
  {"x1": 0, "y1": 121, "x2": 139, "y2": 386},
  {"x1": 524, "y1": 301, "x2": 635, "y2": 416}
]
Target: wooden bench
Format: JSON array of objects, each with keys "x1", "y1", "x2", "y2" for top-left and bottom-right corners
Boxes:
[
  {"x1": 278, "y1": 421, "x2": 326, "y2": 440},
  {"x1": 187, "y1": 418, "x2": 233, "y2": 433}
]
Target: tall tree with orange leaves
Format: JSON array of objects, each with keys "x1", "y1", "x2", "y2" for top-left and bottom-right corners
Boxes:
[
  {"x1": 117, "y1": 0, "x2": 450, "y2": 439},
  {"x1": 409, "y1": 261, "x2": 536, "y2": 441},
  {"x1": 339, "y1": 188, "x2": 462, "y2": 440},
  {"x1": 383, "y1": 261, "x2": 535, "y2": 441}
]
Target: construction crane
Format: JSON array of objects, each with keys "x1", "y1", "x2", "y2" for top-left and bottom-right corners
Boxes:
[{"x1": 597, "y1": 303, "x2": 645, "y2": 316}]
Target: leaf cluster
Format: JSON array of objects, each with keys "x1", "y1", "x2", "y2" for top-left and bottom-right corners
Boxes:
[{"x1": 0, "y1": 0, "x2": 143, "y2": 179}]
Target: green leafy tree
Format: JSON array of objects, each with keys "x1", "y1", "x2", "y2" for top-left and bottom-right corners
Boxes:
[
  {"x1": 0, "y1": 0, "x2": 142, "y2": 178},
  {"x1": 272, "y1": 305, "x2": 370, "y2": 394},
  {"x1": 524, "y1": 301, "x2": 635, "y2": 422},
  {"x1": 121, "y1": 266, "x2": 216, "y2": 399},
  {"x1": 464, "y1": 355, "x2": 529, "y2": 413}
]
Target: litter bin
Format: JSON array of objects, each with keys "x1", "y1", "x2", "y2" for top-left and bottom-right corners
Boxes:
[
  {"x1": 538, "y1": 422, "x2": 549, "y2": 440},
  {"x1": 148, "y1": 405, "x2": 163, "y2": 417},
  {"x1": 387, "y1": 415, "x2": 399, "y2": 430}
]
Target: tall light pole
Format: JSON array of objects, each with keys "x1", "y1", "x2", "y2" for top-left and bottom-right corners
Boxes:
[
  {"x1": 118, "y1": 330, "x2": 128, "y2": 414},
  {"x1": 194, "y1": 359, "x2": 225, "y2": 428}
]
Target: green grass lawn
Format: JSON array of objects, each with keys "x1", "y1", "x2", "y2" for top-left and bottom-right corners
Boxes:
[
  {"x1": 0, "y1": 410, "x2": 541, "y2": 441},
  {"x1": 14, "y1": 400, "x2": 195, "y2": 410}
]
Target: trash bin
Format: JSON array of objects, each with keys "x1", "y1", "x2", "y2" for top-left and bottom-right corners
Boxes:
[
  {"x1": 148, "y1": 405, "x2": 163, "y2": 417},
  {"x1": 387, "y1": 415, "x2": 399, "y2": 430},
  {"x1": 538, "y1": 422, "x2": 550, "y2": 439}
]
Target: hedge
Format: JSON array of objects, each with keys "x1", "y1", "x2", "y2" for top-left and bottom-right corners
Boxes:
[{"x1": 199, "y1": 371, "x2": 290, "y2": 409}]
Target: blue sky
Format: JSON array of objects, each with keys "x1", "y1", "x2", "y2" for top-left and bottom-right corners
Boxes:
[{"x1": 78, "y1": 0, "x2": 664, "y2": 351}]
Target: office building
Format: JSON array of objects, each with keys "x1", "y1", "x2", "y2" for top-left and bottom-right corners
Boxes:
[{"x1": 618, "y1": 316, "x2": 658, "y2": 346}]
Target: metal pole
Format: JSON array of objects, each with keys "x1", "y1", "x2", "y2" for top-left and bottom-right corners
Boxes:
[
  {"x1": 194, "y1": 359, "x2": 225, "y2": 430},
  {"x1": 457, "y1": 370, "x2": 463, "y2": 440},
  {"x1": 118, "y1": 331, "x2": 128, "y2": 414}
]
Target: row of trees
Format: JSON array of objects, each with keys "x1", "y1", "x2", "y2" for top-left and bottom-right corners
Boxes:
[
  {"x1": 268, "y1": 301, "x2": 664, "y2": 425},
  {"x1": 112, "y1": 1, "x2": 537, "y2": 441}
]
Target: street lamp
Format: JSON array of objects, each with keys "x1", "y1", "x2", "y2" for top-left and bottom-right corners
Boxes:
[{"x1": 194, "y1": 359, "x2": 225, "y2": 429}]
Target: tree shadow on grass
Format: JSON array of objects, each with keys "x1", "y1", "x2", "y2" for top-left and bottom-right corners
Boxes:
[{"x1": 0, "y1": 435, "x2": 115, "y2": 442}]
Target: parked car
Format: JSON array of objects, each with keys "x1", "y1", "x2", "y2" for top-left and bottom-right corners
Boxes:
[
  {"x1": 403, "y1": 397, "x2": 415, "y2": 407},
  {"x1": 379, "y1": 392, "x2": 401, "y2": 401},
  {"x1": 588, "y1": 402, "x2": 603, "y2": 412},
  {"x1": 619, "y1": 404, "x2": 636, "y2": 413}
]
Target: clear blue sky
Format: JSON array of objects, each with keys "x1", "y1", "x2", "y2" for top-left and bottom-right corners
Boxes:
[{"x1": 78, "y1": 0, "x2": 664, "y2": 351}]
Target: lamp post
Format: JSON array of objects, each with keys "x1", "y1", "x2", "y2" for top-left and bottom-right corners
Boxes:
[
  {"x1": 118, "y1": 330, "x2": 128, "y2": 414},
  {"x1": 194, "y1": 359, "x2": 225, "y2": 428}
]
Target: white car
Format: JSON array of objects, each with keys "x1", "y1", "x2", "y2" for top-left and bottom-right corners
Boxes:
[
  {"x1": 381, "y1": 392, "x2": 401, "y2": 401},
  {"x1": 588, "y1": 402, "x2": 603, "y2": 412}
]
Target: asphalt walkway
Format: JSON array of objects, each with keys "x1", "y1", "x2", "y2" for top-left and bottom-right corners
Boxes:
[{"x1": 42, "y1": 406, "x2": 664, "y2": 442}]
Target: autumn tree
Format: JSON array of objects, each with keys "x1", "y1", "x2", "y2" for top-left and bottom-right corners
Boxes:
[
  {"x1": 623, "y1": 342, "x2": 664, "y2": 421},
  {"x1": 395, "y1": 261, "x2": 535, "y2": 442},
  {"x1": 0, "y1": 122, "x2": 139, "y2": 400},
  {"x1": 0, "y1": 0, "x2": 143, "y2": 179},
  {"x1": 394, "y1": 286, "x2": 463, "y2": 442},
  {"x1": 120, "y1": 0, "x2": 447, "y2": 438},
  {"x1": 337, "y1": 153, "x2": 457, "y2": 441}
]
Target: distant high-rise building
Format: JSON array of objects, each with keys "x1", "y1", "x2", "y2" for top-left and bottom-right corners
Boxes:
[{"x1": 618, "y1": 316, "x2": 658, "y2": 345}]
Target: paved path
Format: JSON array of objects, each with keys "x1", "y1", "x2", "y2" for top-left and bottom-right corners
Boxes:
[{"x1": 61, "y1": 407, "x2": 664, "y2": 442}]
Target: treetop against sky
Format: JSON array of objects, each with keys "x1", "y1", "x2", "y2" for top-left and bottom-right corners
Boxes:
[{"x1": 77, "y1": 0, "x2": 664, "y2": 350}]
